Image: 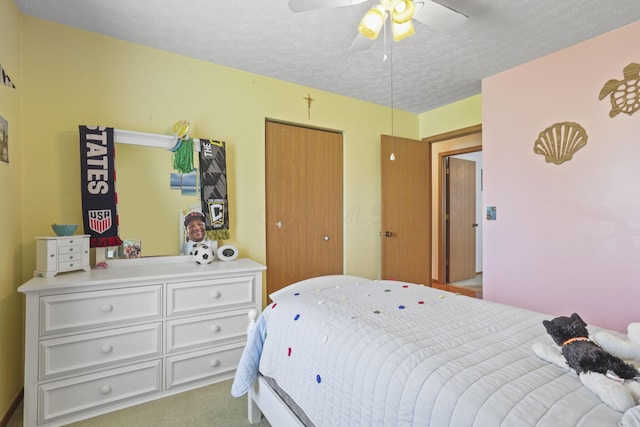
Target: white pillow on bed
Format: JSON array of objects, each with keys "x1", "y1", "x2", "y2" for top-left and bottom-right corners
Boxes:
[
  {"x1": 269, "y1": 275, "x2": 371, "y2": 301},
  {"x1": 622, "y1": 406, "x2": 640, "y2": 427}
]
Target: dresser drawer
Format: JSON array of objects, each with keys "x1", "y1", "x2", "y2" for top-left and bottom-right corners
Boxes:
[
  {"x1": 58, "y1": 259, "x2": 86, "y2": 272},
  {"x1": 57, "y1": 242, "x2": 83, "y2": 255},
  {"x1": 58, "y1": 252, "x2": 83, "y2": 263},
  {"x1": 166, "y1": 275, "x2": 255, "y2": 316},
  {"x1": 166, "y1": 344, "x2": 244, "y2": 389},
  {"x1": 38, "y1": 360, "x2": 162, "y2": 423},
  {"x1": 39, "y1": 323, "x2": 162, "y2": 380},
  {"x1": 166, "y1": 310, "x2": 247, "y2": 353},
  {"x1": 40, "y1": 286, "x2": 162, "y2": 335}
]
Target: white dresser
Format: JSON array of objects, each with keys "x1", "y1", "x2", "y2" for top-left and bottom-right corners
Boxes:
[{"x1": 18, "y1": 257, "x2": 265, "y2": 427}]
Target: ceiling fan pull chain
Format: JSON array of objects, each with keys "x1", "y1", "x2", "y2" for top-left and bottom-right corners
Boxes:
[{"x1": 382, "y1": 19, "x2": 388, "y2": 62}]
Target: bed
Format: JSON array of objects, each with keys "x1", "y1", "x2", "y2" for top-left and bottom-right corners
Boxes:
[{"x1": 231, "y1": 275, "x2": 640, "y2": 426}]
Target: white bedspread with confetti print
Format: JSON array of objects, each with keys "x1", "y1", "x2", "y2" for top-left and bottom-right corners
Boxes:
[{"x1": 233, "y1": 277, "x2": 630, "y2": 426}]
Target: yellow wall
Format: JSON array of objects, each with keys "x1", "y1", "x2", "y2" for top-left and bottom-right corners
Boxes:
[
  {"x1": 0, "y1": 0, "x2": 24, "y2": 418},
  {"x1": 419, "y1": 94, "x2": 482, "y2": 138},
  {"x1": 19, "y1": 17, "x2": 419, "y2": 280}
]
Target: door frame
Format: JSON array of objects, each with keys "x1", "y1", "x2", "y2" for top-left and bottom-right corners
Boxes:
[{"x1": 422, "y1": 124, "x2": 482, "y2": 285}]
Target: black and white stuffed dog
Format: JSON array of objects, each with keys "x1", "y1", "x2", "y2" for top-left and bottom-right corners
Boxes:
[
  {"x1": 533, "y1": 313, "x2": 640, "y2": 412},
  {"x1": 543, "y1": 313, "x2": 639, "y2": 379}
]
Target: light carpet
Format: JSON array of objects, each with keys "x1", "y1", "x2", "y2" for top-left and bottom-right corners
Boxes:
[{"x1": 10, "y1": 379, "x2": 270, "y2": 427}]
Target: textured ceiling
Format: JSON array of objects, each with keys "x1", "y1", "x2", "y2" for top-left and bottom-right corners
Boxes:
[{"x1": 15, "y1": 0, "x2": 640, "y2": 114}]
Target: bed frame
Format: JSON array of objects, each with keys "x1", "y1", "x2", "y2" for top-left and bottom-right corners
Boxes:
[{"x1": 245, "y1": 309, "x2": 305, "y2": 426}]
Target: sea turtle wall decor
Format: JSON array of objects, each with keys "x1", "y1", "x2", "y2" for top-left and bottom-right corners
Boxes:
[
  {"x1": 599, "y1": 62, "x2": 640, "y2": 117},
  {"x1": 533, "y1": 122, "x2": 588, "y2": 165}
]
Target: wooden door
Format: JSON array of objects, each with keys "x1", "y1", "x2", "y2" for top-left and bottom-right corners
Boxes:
[
  {"x1": 265, "y1": 121, "x2": 343, "y2": 299},
  {"x1": 447, "y1": 157, "x2": 476, "y2": 282},
  {"x1": 381, "y1": 135, "x2": 431, "y2": 285}
]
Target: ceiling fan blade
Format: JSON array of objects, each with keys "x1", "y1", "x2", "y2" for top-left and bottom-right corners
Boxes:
[
  {"x1": 412, "y1": 1, "x2": 467, "y2": 32},
  {"x1": 288, "y1": 0, "x2": 368, "y2": 13},
  {"x1": 350, "y1": 33, "x2": 375, "y2": 51}
]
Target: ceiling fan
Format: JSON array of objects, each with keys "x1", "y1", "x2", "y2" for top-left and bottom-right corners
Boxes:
[{"x1": 288, "y1": 0, "x2": 467, "y2": 50}]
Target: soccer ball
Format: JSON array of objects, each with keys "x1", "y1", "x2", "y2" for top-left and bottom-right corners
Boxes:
[{"x1": 192, "y1": 243, "x2": 215, "y2": 264}]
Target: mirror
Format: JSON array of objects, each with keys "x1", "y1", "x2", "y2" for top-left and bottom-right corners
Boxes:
[{"x1": 111, "y1": 136, "x2": 200, "y2": 257}]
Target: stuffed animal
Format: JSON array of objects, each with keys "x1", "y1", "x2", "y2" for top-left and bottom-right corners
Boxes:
[
  {"x1": 594, "y1": 322, "x2": 640, "y2": 367},
  {"x1": 593, "y1": 322, "x2": 640, "y2": 423},
  {"x1": 532, "y1": 313, "x2": 640, "y2": 412}
]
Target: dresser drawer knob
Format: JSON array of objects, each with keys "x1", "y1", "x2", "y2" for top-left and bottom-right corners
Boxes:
[
  {"x1": 210, "y1": 325, "x2": 221, "y2": 333},
  {"x1": 100, "y1": 385, "x2": 112, "y2": 395},
  {"x1": 210, "y1": 291, "x2": 221, "y2": 299},
  {"x1": 101, "y1": 304, "x2": 114, "y2": 313},
  {"x1": 210, "y1": 360, "x2": 220, "y2": 367},
  {"x1": 101, "y1": 344, "x2": 113, "y2": 354}
]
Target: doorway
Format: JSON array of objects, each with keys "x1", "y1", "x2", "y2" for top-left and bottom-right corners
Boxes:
[
  {"x1": 424, "y1": 125, "x2": 482, "y2": 297},
  {"x1": 444, "y1": 151, "x2": 482, "y2": 296},
  {"x1": 265, "y1": 120, "x2": 344, "y2": 299},
  {"x1": 446, "y1": 155, "x2": 478, "y2": 283}
]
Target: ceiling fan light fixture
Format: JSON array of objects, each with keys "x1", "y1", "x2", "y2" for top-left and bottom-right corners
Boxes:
[
  {"x1": 358, "y1": 5, "x2": 387, "y2": 40},
  {"x1": 391, "y1": 0, "x2": 415, "y2": 24},
  {"x1": 392, "y1": 19, "x2": 414, "y2": 41}
]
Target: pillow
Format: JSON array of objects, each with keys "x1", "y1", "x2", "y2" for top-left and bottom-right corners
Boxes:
[
  {"x1": 269, "y1": 275, "x2": 371, "y2": 301},
  {"x1": 621, "y1": 405, "x2": 640, "y2": 427}
]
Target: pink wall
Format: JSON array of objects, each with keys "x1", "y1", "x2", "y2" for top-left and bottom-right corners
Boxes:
[{"x1": 482, "y1": 21, "x2": 640, "y2": 332}]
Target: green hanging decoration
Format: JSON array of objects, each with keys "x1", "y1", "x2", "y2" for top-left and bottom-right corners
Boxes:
[
  {"x1": 172, "y1": 137, "x2": 194, "y2": 173},
  {"x1": 169, "y1": 120, "x2": 194, "y2": 174}
]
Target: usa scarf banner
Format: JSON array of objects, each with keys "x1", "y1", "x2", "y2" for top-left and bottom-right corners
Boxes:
[
  {"x1": 199, "y1": 139, "x2": 230, "y2": 240},
  {"x1": 79, "y1": 125, "x2": 123, "y2": 248}
]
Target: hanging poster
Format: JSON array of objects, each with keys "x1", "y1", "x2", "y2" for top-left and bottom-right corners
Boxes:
[{"x1": 79, "y1": 125, "x2": 123, "y2": 247}]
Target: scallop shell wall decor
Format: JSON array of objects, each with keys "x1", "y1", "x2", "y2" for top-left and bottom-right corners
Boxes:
[
  {"x1": 533, "y1": 122, "x2": 588, "y2": 165},
  {"x1": 599, "y1": 63, "x2": 640, "y2": 118}
]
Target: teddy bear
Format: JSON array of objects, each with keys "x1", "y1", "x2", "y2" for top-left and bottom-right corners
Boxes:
[{"x1": 532, "y1": 313, "x2": 640, "y2": 413}]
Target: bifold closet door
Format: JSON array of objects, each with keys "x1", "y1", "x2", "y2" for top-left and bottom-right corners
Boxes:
[{"x1": 265, "y1": 121, "x2": 343, "y2": 299}]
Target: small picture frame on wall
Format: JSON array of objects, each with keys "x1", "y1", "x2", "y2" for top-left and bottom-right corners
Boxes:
[
  {"x1": 0, "y1": 114, "x2": 8, "y2": 164},
  {"x1": 486, "y1": 206, "x2": 497, "y2": 221}
]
